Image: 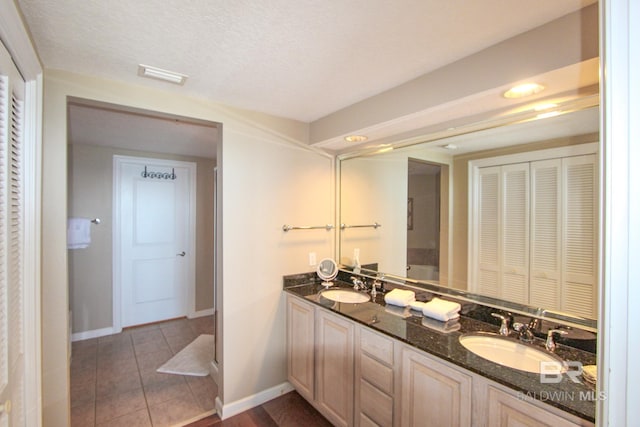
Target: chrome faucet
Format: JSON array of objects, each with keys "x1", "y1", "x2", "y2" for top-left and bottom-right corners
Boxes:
[
  {"x1": 350, "y1": 276, "x2": 366, "y2": 291},
  {"x1": 545, "y1": 329, "x2": 568, "y2": 352},
  {"x1": 370, "y1": 279, "x2": 382, "y2": 297},
  {"x1": 491, "y1": 312, "x2": 511, "y2": 336},
  {"x1": 512, "y1": 322, "x2": 535, "y2": 343}
]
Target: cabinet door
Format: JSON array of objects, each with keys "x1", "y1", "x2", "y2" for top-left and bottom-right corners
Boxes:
[
  {"x1": 561, "y1": 154, "x2": 597, "y2": 318},
  {"x1": 286, "y1": 295, "x2": 315, "y2": 402},
  {"x1": 530, "y1": 158, "x2": 562, "y2": 310},
  {"x1": 486, "y1": 385, "x2": 587, "y2": 427},
  {"x1": 400, "y1": 347, "x2": 472, "y2": 427},
  {"x1": 316, "y1": 309, "x2": 355, "y2": 427}
]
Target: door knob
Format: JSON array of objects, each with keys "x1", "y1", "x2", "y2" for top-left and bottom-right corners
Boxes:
[{"x1": 177, "y1": 251, "x2": 186, "y2": 257}]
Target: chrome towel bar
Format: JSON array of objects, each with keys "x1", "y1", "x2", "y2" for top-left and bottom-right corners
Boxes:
[
  {"x1": 340, "y1": 222, "x2": 381, "y2": 230},
  {"x1": 282, "y1": 224, "x2": 334, "y2": 232}
]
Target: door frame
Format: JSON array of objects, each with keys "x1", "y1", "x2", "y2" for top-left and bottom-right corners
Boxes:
[{"x1": 112, "y1": 155, "x2": 197, "y2": 332}]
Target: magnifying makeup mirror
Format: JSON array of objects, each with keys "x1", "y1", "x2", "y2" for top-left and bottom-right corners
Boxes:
[{"x1": 317, "y1": 258, "x2": 338, "y2": 288}]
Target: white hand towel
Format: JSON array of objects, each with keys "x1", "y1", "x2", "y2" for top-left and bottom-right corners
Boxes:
[
  {"x1": 422, "y1": 297, "x2": 461, "y2": 321},
  {"x1": 383, "y1": 288, "x2": 416, "y2": 307},
  {"x1": 67, "y1": 217, "x2": 91, "y2": 249},
  {"x1": 409, "y1": 301, "x2": 427, "y2": 312}
]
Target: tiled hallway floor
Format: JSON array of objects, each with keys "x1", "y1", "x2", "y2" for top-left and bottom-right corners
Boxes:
[{"x1": 71, "y1": 316, "x2": 217, "y2": 426}]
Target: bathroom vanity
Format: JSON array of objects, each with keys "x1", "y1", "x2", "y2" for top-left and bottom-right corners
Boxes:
[{"x1": 284, "y1": 273, "x2": 595, "y2": 427}]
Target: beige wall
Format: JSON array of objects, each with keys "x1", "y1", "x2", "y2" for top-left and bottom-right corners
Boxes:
[
  {"x1": 42, "y1": 69, "x2": 332, "y2": 426},
  {"x1": 450, "y1": 132, "x2": 599, "y2": 290},
  {"x1": 67, "y1": 143, "x2": 216, "y2": 334}
]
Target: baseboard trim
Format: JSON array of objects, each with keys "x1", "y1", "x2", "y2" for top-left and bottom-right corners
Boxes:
[
  {"x1": 217, "y1": 382, "x2": 295, "y2": 420},
  {"x1": 71, "y1": 326, "x2": 115, "y2": 342},
  {"x1": 189, "y1": 308, "x2": 214, "y2": 318}
]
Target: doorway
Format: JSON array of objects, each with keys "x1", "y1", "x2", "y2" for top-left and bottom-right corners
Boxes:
[
  {"x1": 67, "y1": 98, "x2": 219, "y2": 337},
  {"x1": 407, "y1": 158, "x2": 448, "y2": 283}
]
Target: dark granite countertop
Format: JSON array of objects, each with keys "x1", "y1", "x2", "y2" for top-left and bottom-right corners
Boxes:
[{"x1": 283, "y1": 276, "x2": 596, "y2": 423}]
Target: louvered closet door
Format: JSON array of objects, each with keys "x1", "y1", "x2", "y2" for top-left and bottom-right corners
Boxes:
[
  {"x1": 0, "y1": 42, "x2": 26, "y2": 426},
  {"x1": 477, "y1": 167, "x2": 501, "y2": 298},
  {"x1": 562, "y1": 154, "x2": 597, "y2": 318},
  {"x1": 500, "y1": 163, "x2": 529, "y2": 304},
  {"x1": 530, "y1": 159, "x2": 562, "y2": 310}
]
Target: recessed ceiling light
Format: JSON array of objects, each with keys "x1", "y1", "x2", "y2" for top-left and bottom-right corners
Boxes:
[
  {"x1": 442, "y1": 144, "x2": 458, "y2": 150},
  {"x1": 344, "y1": 135, "x2": 368, "y2": 143},
  {"x1": 503, "y1": 83, "x2": 545, "y2": 99},
  {"x1": 138, "y1": 64, "x2": 188, "y2": 85}
]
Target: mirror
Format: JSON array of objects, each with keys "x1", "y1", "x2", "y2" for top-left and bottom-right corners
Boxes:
[
  {"x1": 317, "y1": 258, "x2": 338, "y2": 287},
  {"x1": 339, "y1": 100, "x2": 600, "y2": 326}
]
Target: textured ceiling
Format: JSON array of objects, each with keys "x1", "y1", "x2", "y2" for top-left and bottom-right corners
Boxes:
[{"x1": 18, "y1": 0, "x2": 595, "y2": 123}]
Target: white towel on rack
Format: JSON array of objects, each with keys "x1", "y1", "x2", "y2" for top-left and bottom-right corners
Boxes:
[{"x1": 67, "y1": 217, "x2": 91, "y2": 249}]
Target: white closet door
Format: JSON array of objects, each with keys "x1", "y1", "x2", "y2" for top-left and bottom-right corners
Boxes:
[
  {"x1": 476, "y1": 167, "x2": 501, "y2": 298},
  {"x1": 562, "y1": 154, "x2": 597, "y2": 318},
  {"x1": 529, "y1": 159, "x2": 562, "y2": 310},
  {"x1": 500, "y1": 163, "x2": 529, "y2": 304},
  {"x1": 0, "y1": 41, "x2": 26, "y2": 427}
]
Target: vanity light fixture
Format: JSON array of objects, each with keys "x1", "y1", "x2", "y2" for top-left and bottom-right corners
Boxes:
[
  {"x1": 138, "y1": 64, "x2": 188, "y2": 85},
  {"x1": 344, "y1": 134, "x2": 368, "y2": 143},
  {"x1": 502, "y1": 83, "x2": 544, "y2": 99}
]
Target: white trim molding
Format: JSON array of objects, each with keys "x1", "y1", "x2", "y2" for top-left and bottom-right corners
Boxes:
[
  {"x1": 0, "y1": 3, "x2": 43, "y2": 426},
  {"x1": 71, "y1": 327, "x2": 115, "y2": 342},
  {"x1": 599, "y1": 0, "x2": 640, "y2": 425},
  {"x1": 216, "y1": 382, "x2": 295, "y2": 420},
  {"x1": 189, "y1": 308, "x2": 214, "y2": 319}
]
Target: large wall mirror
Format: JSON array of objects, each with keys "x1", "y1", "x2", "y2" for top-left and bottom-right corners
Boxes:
[{"x1": 339, "y1": 96, "x2": 599, "y2": 326}]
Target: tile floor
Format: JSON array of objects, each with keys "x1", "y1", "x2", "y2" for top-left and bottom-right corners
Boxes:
[{"x1": 70, "y1": 316, "x2": 218, "y2": 427}]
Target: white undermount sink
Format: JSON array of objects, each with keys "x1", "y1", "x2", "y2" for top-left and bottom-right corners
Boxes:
[
  {"x1": 459, "y1": 333, "x2": 566, "y2": 374},
  {"x1": 320, "y1": 289, "x2": 370, "y2": 304}
]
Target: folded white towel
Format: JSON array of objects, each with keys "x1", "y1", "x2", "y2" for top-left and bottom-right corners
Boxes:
[
  {"x1": 67, "y1": 217, "x2": 91, "y2": 249},
  {"x1": 409, "y1": 301, "x2": 427, "y2": 312},
  {"x1": 383, "y1": 288, "x2": 416, "y2": 307},
  {"x1": 422, "y1": 297, "x2": 461, "y2": 321},
  {"x1": 421, "y1": 316, "x2": 461, "y2": 334}
]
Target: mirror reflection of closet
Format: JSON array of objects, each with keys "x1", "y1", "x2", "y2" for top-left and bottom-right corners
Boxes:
[{"x1": 407, "y1": 159, "x2": 449, "y2": 285}]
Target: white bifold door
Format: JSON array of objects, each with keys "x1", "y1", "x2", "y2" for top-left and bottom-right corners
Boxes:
[
  {"x1": 114, "y1": 156, "x2": 196, "y2": 328},
  {"x1": 0, "y1": 41, "x2": 27, "y2": 425}
]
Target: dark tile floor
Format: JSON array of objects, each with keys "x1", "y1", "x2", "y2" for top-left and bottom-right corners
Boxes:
[
  {"x1": 185, "y1": 391, "x2": 332, "y2": 427},
  {"x1": 70, "y1": 316, "x2": 217, "y2": 426}
]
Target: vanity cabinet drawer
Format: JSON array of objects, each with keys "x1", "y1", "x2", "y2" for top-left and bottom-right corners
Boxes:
[
  {"x1": 360, "y1": 378, "x2": 393, "y2": 427},
  {"x1": 360, "y1": 353, "x2": 393, "y2": 395},
  {"x1": 360, "y1": 327, "x2": 394, "y2": 365}
]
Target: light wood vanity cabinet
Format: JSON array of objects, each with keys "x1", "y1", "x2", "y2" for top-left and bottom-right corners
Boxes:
[
  {"x1": 316, "y1": 308, "x2": 355, "y2": 427},
  {"x1": 480, "y1": 382, "x2": 592, "y2": 427},
  {"x1": 286, "y1": 295, "x2": 315, "y2": 402},
  {"x1": 285, "y1": 294, "x2": 594, "y2": 427},
  {"x1": 400, "y1": 346, "x2": 472, "y2": 427},
  {"x1": 355, "y1": 326, "x2": 398, "y2": 427}
]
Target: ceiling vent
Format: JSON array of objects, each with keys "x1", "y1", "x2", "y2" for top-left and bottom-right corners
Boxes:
[{"x1": 138, "y1": 64, "x2": 188, "y2": 85}]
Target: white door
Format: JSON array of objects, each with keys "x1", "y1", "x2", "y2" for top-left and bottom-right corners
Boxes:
[
  {"x1": 115, "y1": 156, "x2": 196, "y2": 328},
  {"x1": 0, "y1": 40, "x2": 26, "y2": 426}
]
